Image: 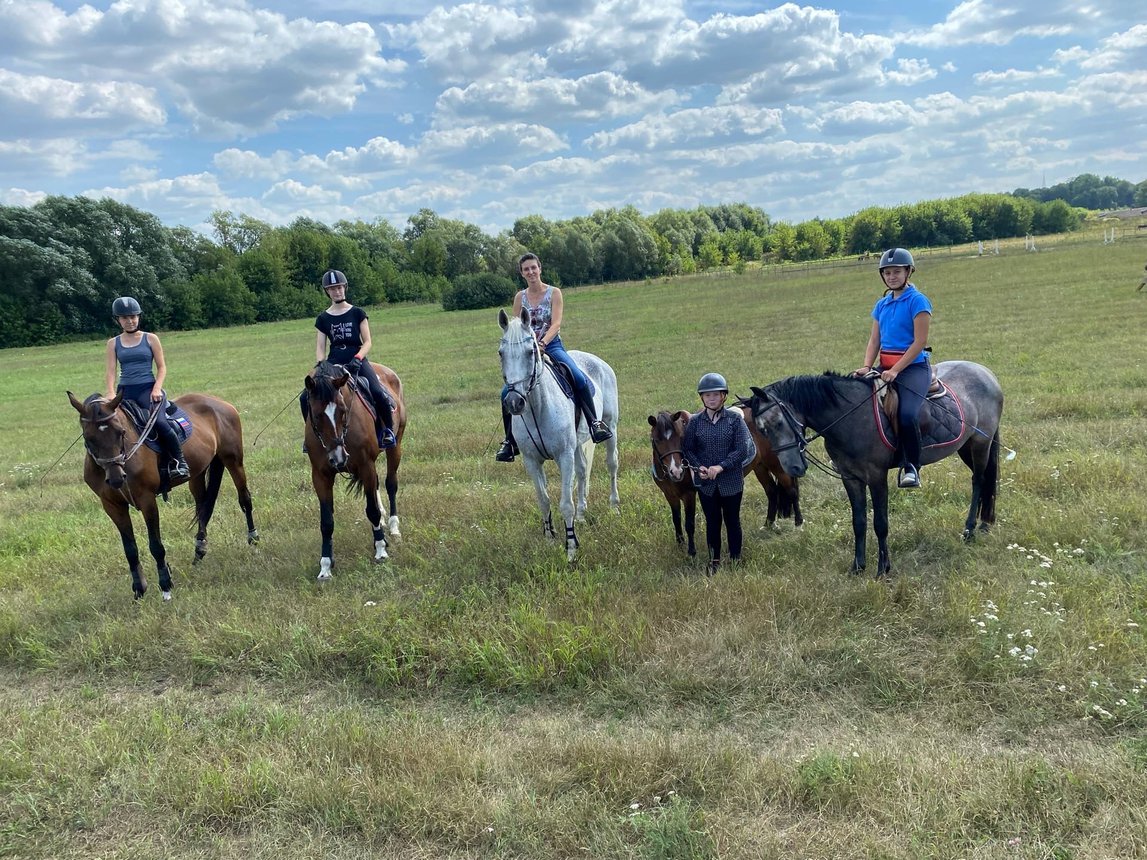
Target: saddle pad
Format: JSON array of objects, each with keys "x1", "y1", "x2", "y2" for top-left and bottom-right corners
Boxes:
[
  {"x1": 122, "y1": 400, "x2": 194, "y2": 453},
  {"x1": 872, "y1": 382, "x2": 965, "y2": 452},
  {"x1": 347, "y1": 371, "x2": 394, "y2": 421},
  {"x1": 547, "y1": 360, "x2": 596, "y2": 401}
]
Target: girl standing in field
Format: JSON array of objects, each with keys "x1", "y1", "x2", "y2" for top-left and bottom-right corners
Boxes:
[
  {"x1": 682, "y1": 372, "x2": 753, "y2": 574},
  {"x1": 853, "y1": 247, "x2": 932, "y2": 489},
  {"x1": 495, "y1": 252, "x2": 613, "y2": 462},
  {"x1": 105, "y1": 296, "x2": 189, "y2": 477}
]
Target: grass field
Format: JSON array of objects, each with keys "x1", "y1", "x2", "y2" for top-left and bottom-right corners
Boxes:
[{"x1": 2, "y1": 234, "x2": 1146, "y2": 859}]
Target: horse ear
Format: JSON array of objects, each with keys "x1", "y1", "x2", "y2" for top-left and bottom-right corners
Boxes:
[
  {"x1": 304, "y1": 376, "x2": 316, "y2": 393},
  {"x1": 675, "y1": 410, "x2": 691, "y2": 426},
  {"x1": 107, "y1": 391, "x2": 123, "y2": 410},
  {"x1": 647, "y1": 415, "x2": 657, "y2": 427},
  {"x1": 750, "y1": 386, "x2": 767, "y2": 399},
  {"x1": 67, "y1": 391, "x2": 84, "y2": 413},
  {"x1": 498, "y1": 308, "x2": 509, "y2": 330},
  {"x1": 518, "y1": 306, "x2": 530, "y2": 328}
]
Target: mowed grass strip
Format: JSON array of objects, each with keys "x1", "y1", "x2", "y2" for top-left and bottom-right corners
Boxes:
[{"x1": 1, "y1": 232, "x2": 1145, "y2": 858}]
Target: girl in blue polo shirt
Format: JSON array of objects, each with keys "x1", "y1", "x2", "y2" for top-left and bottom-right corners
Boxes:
[{"x1": 853, "y1": 248, "x2": 932, "y2": 488}]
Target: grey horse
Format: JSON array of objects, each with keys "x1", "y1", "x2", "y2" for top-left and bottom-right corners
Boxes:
[
  {"x1": 744, "y1": 361, "x2": 1004, "y2": 577},
  {"x1": 498, "y1": 307, "x2": 620, "y2": 561}
]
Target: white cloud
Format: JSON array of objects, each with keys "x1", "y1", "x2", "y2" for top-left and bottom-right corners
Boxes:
[
  {"x1": 0, "y1": 69, "x2": 165, "y2": 136},
  {"x1": 585, "y1": 104, "x2": 783, "y2": 150}
]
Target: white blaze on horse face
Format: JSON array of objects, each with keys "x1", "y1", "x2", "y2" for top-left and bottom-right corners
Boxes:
[{"x1": 661, "y1": 428, "x2": 685, "y2": 481}]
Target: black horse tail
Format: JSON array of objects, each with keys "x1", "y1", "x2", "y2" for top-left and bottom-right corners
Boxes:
[
  {"x1": 979, "y1": 429, "x2": 1000, "y2": 526},
  {"x1": 192, "y1": 457, "x2": 226, "y2": 531}
]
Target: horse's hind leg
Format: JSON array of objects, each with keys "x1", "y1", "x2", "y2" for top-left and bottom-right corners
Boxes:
[
  {"x1": 384, "y1": 448, "x2": 400, "y2": 538},
  {"x1": 223, "y1": 453, "x2": 258, "y2": 545},
  {"x1": 190, "y1": 459, "x2": 223, "y2": 565},
  {"x1": 605, "y1": 434, "x2": 620, "y2": 512}
]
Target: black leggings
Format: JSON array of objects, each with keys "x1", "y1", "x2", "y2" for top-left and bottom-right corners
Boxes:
[{"x1": 698, "y1": 489, "x2": 743, "y2": 562}]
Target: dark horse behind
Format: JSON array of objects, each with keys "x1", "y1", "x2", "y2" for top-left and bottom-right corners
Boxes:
[
  {"x1": 68, "y1": 391, "x2": 258, "y2": 600},
  {"x1": 647, "y1": 406, "x2": 802, "y2": 557},
  {"x1": 304, "y1": 360, "x2": 406, "y2": 581},
  {"x1": 744, "y1": 361, "x2": 1003, "y2": 577}
]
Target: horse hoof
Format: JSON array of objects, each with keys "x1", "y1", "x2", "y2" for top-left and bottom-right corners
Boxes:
[
  {"x1": 162, "y1": 591, "x2": 173, "y2": 602},
  {"x1": 317, "y1": 571, "x2": 333, "y2": 582},
  {"x1": 388, "y1": 516, "x2": 401, "y2": 539},
  {"x1": 248, "y1": 529, "x2": 260, "y2": 545},
  {"x1": 962, "y1": 529, "x2": 975, "y2": 543}
]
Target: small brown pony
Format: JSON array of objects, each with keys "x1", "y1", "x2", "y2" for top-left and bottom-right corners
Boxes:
[
  {"x1": 68, "y1": 391, "x2": 258, "y2": 600},
  {"x1": 303, "y1": 360, "x2": 406, "y2": 581},
  {"x1": 647, "y1": 407, "x2": 802, "y2": 556}
]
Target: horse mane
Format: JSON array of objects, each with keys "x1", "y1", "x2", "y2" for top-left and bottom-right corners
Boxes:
[
  {"x1": 81, "y1": 393, "x2": 118, "y2": 422},
  {"x1": 309, "y1": 361, "x2": 347, "y2": 404},
  {"x1": 654, "y1": 410, "x2": 677, "y2": 437},
  {"x1": 770, "y1": 371, "x2": 867, "y2": 414}
]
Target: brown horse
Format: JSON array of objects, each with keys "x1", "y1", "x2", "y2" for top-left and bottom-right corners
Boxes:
[
  {"x1": 68, "y1": 391, "x2": 258, "y2": 600},
  {"x1": 303, "y1": 360, "x2": 406, "y2": 581},
  {"x1": 647, "y1": 407, "x2": 802, "y2": 556}
]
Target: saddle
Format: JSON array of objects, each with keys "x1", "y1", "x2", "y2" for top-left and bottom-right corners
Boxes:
[
  {"x1": 876, "y1": 365, "x2": 942, "y2": 433},
  {"x1": 871, "y1": 375, "x2": 966, "y2": 453},
  {"x1": 120, "y1": 398, "x2": 193, "y2": 448},
  {"x1": 541, "y1": 353, "x2": 596, "y2": 430}
]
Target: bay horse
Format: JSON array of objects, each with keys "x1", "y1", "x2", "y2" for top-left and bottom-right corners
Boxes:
[
  {"x1": 744, "y1": 362, "x2": 1004, "y2": 577},
  {"x1": 647, "y1": 407, "x2": 803, "y2": 556},
  {"x1": 67, "y1": 391, "x2": 258, "y2": 600},
  {"x1": 498, "y1": 307, "x2": 620, "y2": 562},
  {"x1": 303, "y1": 360, "x2": 406, "y2": 581}
]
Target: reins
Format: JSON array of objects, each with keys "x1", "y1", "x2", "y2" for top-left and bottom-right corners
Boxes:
[
  {"x1": 503, "y1": 334, "x2": 555, "y2": 460},
  {"x1": 81, "y1": 400, "x2": 162, "y2": 468}
]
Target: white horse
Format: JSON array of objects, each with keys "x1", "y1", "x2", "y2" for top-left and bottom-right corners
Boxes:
[{"x1": 498, "y1": 307, "x2": 620, "y2": 561}]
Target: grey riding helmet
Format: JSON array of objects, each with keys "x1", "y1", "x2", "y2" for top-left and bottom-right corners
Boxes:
[
  {"x1": 697, "y1": 372, "x2": 729, "y2": 394},
  {"x1": 321, "y1": 269, "x2": 348, "y2": 289}
]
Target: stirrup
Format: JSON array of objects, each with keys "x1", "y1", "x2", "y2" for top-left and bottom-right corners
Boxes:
[
  {"x1": 495, "y1": 439, "x2": 517, "y2": 462},
  {"x1": 379, "y1": 427, "x2": 397, "y2": 449},
  {"x1": 589, "y1": 420, "x2": 613, "y2": 443},
  {"x1": 897, "y1": 465, "x2": 920, "y2": 489},
  {"x1": 170, "y1": 457, "x2": 190, "y2": 478}
]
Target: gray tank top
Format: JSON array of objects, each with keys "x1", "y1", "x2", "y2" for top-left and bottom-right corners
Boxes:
[{"x1": 115, "y1": 334, "x2": 155, "y2": 386}]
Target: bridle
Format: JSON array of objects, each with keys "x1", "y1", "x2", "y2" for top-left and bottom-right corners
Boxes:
[
  {"x1": 80, "y1": 401, "x2": 160, "y2": 468},
  {"x1": 749, "y1": 394, "x2": 810, "y2": 458},
  {"x1": 501, "y1": 333, "x2": 542, "y2": 402},
  {"x1": 308, "y1": 380, "x2": 352, "y2": 461}
]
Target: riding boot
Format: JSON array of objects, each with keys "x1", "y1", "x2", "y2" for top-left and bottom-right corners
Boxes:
[
  {"x1": 373, "y1": 390, "x2": 396, "y2": 449},
  {"x1": 156, "y1": 416, "x2": 190, "y2": 478},
  {"x1": 898, "y1": 422, "x2": 922, "y2": 489},
  {"x1": 577, "y1": 387, "x2": 612, "y2": 443},
  {"x1": 495, "y1": 407, "x2": 518, "y2": 462}
]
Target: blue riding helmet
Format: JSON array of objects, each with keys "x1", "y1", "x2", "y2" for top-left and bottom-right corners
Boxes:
[
  {"x1": 697, "y1": 372, "x2": 729, "y2": 394},
  {"x1": 878, "y1": 248, "x2": 915, "y2": 270},
  {"x1": 111, "y1": 296, "x2": 142, "y2": 317}
]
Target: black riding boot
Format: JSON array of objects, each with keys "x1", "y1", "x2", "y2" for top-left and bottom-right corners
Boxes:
[
  {"x1": 371, "y1": 386, "x2": 396, "y2": 449},
  {"x1": 898, "y1": 422, "x2": 922, "y2": 489},
  {"x1": 156, "y1": 416, "x2": 189, "y2": 478},
  {"x1": 495, "y1": 408, "x2": 518, "y2": 462},
  {"x1": 577, "y1": 387, "x2": 612, "y2": 443}
]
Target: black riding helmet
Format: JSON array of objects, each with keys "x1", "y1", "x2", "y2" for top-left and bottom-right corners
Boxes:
[{"x1": 111, "y1": 296, "x2": 142, "y2": 317}]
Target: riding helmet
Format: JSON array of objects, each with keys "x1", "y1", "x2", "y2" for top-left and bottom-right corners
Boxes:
[
  {"x1": 111, "y1": 296, "x2": 142, "y2": 317},
  {"x1": 321, "y1": 269, "x2": 348, "y2": 289},
  {"x1": 878, "y1": 248, "x2": 915, "y2": 270},
  {"x1": 697, "y1": 372, "x2": 729, "y2": 394}
]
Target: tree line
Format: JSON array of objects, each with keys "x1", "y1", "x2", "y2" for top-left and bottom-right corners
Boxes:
[{"x1": 3, "y1": 176, "x2": 1132, "y2": 348}]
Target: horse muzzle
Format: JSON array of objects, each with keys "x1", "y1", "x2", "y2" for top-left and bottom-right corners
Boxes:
[{"x1": 503, "y1": 391, "x2": 526, "y2": 415}]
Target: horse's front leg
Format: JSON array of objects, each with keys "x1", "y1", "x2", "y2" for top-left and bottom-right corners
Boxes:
[
  {"x1": 684, "y1": 491, "x2": 697, "y2": 558},
  {"x1": 521, "y1": 455, "x2": 555, "y2": 540},
  {"x1": 556, "y1": 451, "x2": 579, "y2": 562},
  {"x1": 841, "y1": 477, "x2": 869, "y2": 574},
  {"x1": 101, "y1": 496, "x2": 147, "y2": 599},
  {"x1": 870, "y1": 478, "x2": 892, "y2": 578},
  {"x1": 138, "y1": 495, "x2": 173, "y2": 600},
  {"x1": 574, "y1": 443, "x2": 589, "y2": 522},
  {"x1": 365, "y1": 470, "x2": 389, "y2": 563},
  {"x1": 312, "y1": 467, "x2": 336, "y2": 581}
]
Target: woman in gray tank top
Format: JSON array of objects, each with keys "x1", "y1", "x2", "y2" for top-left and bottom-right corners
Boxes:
[{"x1": 104, "y1": 296, "x2": 189, "y2": 478}]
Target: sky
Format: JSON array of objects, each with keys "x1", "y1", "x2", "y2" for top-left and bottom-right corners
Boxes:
[{"x1": 2, "y1": 0, "x2": 1145, "y2": 237}]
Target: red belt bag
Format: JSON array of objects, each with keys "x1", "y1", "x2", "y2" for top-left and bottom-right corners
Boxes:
[{"x1": 878, "y1": 350, "x2": 904, "y2": 370}]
